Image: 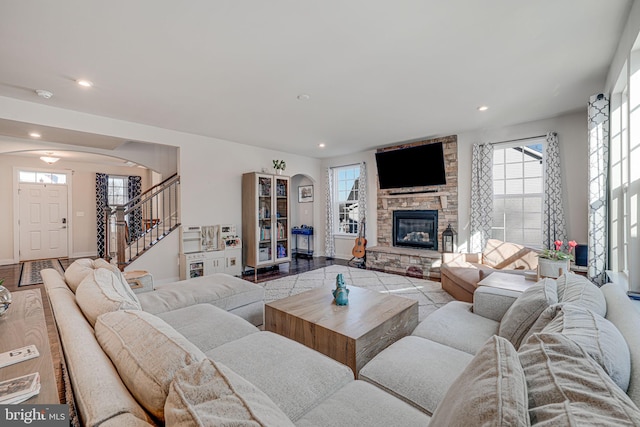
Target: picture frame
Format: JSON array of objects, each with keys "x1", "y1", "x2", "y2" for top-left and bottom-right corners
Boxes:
[{"x1": 298, "y1": 185, "x2": 314, "y2": 203}]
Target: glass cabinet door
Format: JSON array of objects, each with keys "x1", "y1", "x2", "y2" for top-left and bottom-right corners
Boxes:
[
  {"x1": 275, "y1": 177, "x2": 289, "y2": 260},
  {"x1": 258, "y1": 176, "x2": 273, "y2": 263}
]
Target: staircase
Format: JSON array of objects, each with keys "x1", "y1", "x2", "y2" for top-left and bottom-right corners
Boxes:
[{"x1": 105, "y1": 174, "x2": 181, "y2": 270}]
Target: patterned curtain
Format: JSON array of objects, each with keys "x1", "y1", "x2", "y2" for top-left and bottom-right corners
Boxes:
[
  {"x1": 469, "y1": 143, "x2": 494, "y2": 252},
  {"x1": 357, "y1": 162, "x2": 367, "y2": 237},
  {"x1": 128, "y1": 176, "x2": 143, "y2": 241},
  {"x1": 588, "y1": 94, "x2": 610, "y2": 286},
  {"x1": 95, "y1": 173, "x2": 109, "y2": 258},
  {"x1": 325, "y1": 167, "x2": 335, "y2": 257},
  {"x1": 542, "y1": 132, "x2": 567, "y2": 249}
]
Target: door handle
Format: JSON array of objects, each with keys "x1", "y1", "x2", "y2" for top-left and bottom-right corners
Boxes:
[{"x1": 61, "y1": 226, "x2": 67, "y2": 229}]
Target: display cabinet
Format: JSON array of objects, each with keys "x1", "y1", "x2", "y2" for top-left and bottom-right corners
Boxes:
[{"x1": 242, "y1": 172, "x2": 291, "y2": 278}]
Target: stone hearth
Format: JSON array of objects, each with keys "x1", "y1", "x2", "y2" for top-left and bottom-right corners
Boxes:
[{"x1": 366, "y1": 135, "x2": 458, "y2": 279}]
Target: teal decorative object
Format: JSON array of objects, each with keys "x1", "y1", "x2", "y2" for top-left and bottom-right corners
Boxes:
[{"x1": 332, "y1": 274, "x2": 349, "y2": 306}]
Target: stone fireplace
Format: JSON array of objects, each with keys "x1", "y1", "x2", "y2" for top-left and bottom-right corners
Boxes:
[
  {"x1": 393, "y1": 210, "x2": 438, "y2": 250},
  {"x1": 366, "y1": 135, "x2": 458, "y2": 279}
]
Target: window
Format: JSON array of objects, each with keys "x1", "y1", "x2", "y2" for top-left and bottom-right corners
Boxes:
[
  {"x1": 19, "y1": 170, "x2": 67, "y2": 184},
  {"x1": 333, "y1": 165, "x2": 360, "y2": 235},
  {"x1": 491, "y1": 140, "x2": 544, "y2": 248},
  {"x1": 108, "y1": 176, "x2": 128, "y2": 206}
]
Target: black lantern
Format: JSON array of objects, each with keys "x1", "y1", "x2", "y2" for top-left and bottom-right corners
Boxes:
[{"x1": 442, "y1": 224, "x2": 457, "y2": 253}]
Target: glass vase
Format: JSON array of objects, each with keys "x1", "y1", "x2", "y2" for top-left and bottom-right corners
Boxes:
[{"x1": 0, "y1": 285, "x2": 12, "y2": 317}]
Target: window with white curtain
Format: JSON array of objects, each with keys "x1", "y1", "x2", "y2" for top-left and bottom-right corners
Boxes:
[
  {"x1": 333, "y1": 165, "x2": 360, "y2": 235},
  {"x1": 491, "y1": 140, "x2": 544, "y2": 248}
]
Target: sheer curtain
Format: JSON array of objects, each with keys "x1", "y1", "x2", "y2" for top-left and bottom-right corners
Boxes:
[
  {"x1": 324, "y1": 167, "x2": 335, "y2": 257},
  {"x1": 542, "y1": 132, "x2": 567, "y2": 250},
  {"x1": 588, "y1": 94, "x2": 610, "y2": 285},
  {"x1": 357, "y1": 162, "x2": 367, "y2": 236},
  {"x1": 469, "y1": 143, "x2": 493, "y2": 252},
  {"x1": 95, "y1": 173, "x2": 109, "y2": 258}
]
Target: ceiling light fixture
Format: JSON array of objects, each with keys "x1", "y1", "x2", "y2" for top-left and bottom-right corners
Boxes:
[
  {"x1": 297, "y1": 94, "x2": 311, "y2": 101},
  {"x1": 29, "y1": 132, "x2": 41, "y2": 138},
  {"x1": 40, "y1": 152, "x2": 60, "y2": 164},
  {"x1": 477, "y1": 105, "x2": 489, "y2": 111},
  {"x1": 318, "y1": 143, "x2": 326, "y2": 148},
  {"x1": 35, "y1": 89, "x2": 53, "y2": 99},
  {"x1": 76, "y1": 79, "x2": 93, "y2": 88}
]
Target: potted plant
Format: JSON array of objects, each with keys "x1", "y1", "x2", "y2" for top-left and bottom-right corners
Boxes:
[
  {"x1": 537, "y1": 240, "x2": 577, "y2": 278},
  {"x1": 273, "y1": 160, "x2": 286, "y2": 175}
]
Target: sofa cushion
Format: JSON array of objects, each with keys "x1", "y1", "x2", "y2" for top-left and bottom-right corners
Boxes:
[
  {"x1": 164, "y1": 358, "x2": 294, "y2": 427},
  {"x1": 601, "y1": 283, "x2": 640, "y2": 408},
  {"x1": 412, "y1": 301, "x2": 499, "y2": 355},
  {"x1": 95, "y1": 310, "x2": 207, "y2": 421},
  {"x1": 556, "y1": 273, "x2": 606, "y2": 316},
  {"x1": 138, "y1": 273, "x2": 264, "y2": 315},
  {"x1": 64, "y1": 258, "x2": 131, "y2": 293},
  {"x1": 207, "y1": 332, "x2": 353, "y2": 422},
  {"x1": 358, "y1": 336, "x2": 474, "y2": 415},
  {"x1": 429, "y1": 335, "x2": 529, "y2": 426},
  {"x1": 518, "y1": 333, "x2": 640, "y2": 425},
  {"x1": 156, "y1": 304, "x2": 259, "y2": 353},
  {"x1": 498, "y1": 278, "x2": 557, "y2": 348},
  {"x1": 482, "y1": 239, "x2": 537, "y2": 270},
  {"x1": 76, "y1": 268, "x2": 142, "y2": 327},
  {"x1": 524, "y1": 303, "x2": 630, "y2": 391},
  {"x1": 296, "y1": 380, "x2": 431, "y2": 427}
]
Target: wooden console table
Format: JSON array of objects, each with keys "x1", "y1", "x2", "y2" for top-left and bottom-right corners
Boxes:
[{"x1": 0, "y1": 288, "x2": 59, "y2": 403}]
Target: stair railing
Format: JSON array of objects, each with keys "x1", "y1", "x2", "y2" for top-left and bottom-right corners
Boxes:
[{"x1": 105, "y1": 174, "x2": 181, "y2": 269}]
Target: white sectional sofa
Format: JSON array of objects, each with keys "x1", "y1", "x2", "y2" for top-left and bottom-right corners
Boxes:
[
  {"x1": 42, "y1": 259, "x2": 429, "y2": 426},
  {"x1": 43, "y1": 259, "x2": 640, "y2": 426},
  {"x1": 360, "y1": 274, "x2": 640, "y2": 425}
]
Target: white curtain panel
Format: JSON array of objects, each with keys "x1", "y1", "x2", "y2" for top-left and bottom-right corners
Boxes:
[
  {"x1": 324, "y1": 167, "x2": 336, "y2": 257},
  {"x1": 470, "y1": 143, "x2": 494, "y2": 252},
  {"x1": 587, "y1": 94, "x2": 610, "y2": 286},
  {"x1": 357, "y1": 161, "x2": 367, "y2": 236},
  {"x1": 542, "y1": 132, "x2": 568, "y2": 250}
]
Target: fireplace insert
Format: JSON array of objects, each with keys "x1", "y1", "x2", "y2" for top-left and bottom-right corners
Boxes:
[{"x1": 393, "y1": 210, "x2": 438, "y2": 250}]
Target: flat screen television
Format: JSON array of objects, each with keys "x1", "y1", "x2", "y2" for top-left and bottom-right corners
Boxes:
[{"x1": 375, "y1": 142, "x2": 446, "y2": 190}]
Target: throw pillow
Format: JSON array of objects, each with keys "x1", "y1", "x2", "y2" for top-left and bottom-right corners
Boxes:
[
  {"x1": 64, "y1": 258, "x2": 95, "y2": 292},
  {"x1": 75, "y1": 268, "x2": 141, "y2": 327},
  {"x1": 96, "y1": 310, "x2": 206, "y2": 421},
  {"x1": 498, "y1": 278, "x2": 557, "y2": 348},
  {"x1": 556, "y1": 274, "x2": 606, "y2": 316},
  {"x1": 523, "y1": 304, "x2": 631, "y2": 391},
  {"x1": 518, "y1": 333, "x2": 640, "y2": 425},
  {"x1": 429, "y1": 335, "x2": 529, "y2": 426},
  {"x1": 165, "y1": 359, "x2": 295, "y2": 427}
]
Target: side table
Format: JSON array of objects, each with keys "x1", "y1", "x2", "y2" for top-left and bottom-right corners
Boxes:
[
  {"x1": 0, "y1": 288, "x2": 59, "y2": 403},
  {"x1": 124, "y1": 270, "x2": 154, "y2": 293}
]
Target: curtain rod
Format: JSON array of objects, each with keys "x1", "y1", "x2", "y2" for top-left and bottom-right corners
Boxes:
[{"x1": 489, "y1": 134, "x2": 547, "y2": 146}]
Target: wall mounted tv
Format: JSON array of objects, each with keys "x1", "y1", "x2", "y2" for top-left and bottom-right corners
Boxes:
[{"x1": 375, "y1": 142, "x2": 446, "y2": 190}]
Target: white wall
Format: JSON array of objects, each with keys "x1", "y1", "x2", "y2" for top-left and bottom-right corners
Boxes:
[
  {"x1": 319, "y1": 111, "x2": 588, "y2": 258},
  {"x1": 0, "y1": 96, "x2": 323, "y2": 280},
  {"x1": 0, "y1": 154, "x2": 152, "y2": 263},
  {"x1": 456, "y1": 111, "x2": 588, "y2": 252}
]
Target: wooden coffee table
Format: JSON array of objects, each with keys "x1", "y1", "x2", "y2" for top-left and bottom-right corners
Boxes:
[{"x1": 265, "y1": 286, "x2": 418, "y2": 375}]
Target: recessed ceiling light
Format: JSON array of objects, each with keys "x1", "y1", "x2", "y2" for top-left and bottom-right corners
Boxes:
[
  {"x1": 318, "y1": 143, "x2": 326, "y2": 148},
  {"x1": 477, "y1": 105, "x2": 489, "y2": 111},
  {"x1": 297, "y1": 94, "x2": 311, "y2": 101},
  {"x1": 29, "y1": 132, "x2": 41, "y2": 138},
  {"x1": 77, "y1": 79, "x2": 93, "y2": 88}
]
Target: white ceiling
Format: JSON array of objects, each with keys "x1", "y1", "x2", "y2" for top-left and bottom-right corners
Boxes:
[{"x1": 0, "y1": 1, "x2": 632, "y2": 159}]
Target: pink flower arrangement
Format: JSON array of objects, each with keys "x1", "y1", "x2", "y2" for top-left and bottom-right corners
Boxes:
[{"x1": 539, "y1": 240, "x2": 577, "y2": 261}]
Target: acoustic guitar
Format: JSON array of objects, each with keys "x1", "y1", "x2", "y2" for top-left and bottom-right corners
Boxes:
[{"x1": 352, "y1": 220, "x2": 367, "y2": 259}]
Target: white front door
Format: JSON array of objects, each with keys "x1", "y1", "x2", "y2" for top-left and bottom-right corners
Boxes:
[{"x1": 19, "y1": 183, "x2": 69, "y2": 261}]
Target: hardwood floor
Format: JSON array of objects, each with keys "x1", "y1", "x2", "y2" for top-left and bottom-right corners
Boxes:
[{"x1": 0, "y1": 255, "x2": 349, "y2": 405}]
